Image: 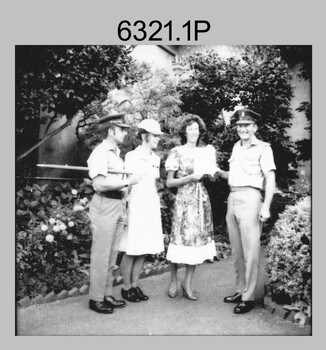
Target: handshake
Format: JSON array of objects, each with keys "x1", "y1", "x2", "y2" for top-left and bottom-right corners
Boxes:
[
  {"x1": 214, "y1": 167, "x2": 225, "y2": 178},
  {"x1": 191, "y1": 167, "x2": 226, "y2": 182}
]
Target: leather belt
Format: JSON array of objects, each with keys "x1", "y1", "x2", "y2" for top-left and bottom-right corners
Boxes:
[
  {"x1": 230, "y1": 186, "x2": 260, "y2": 192},
  {"x1": 97, "y1": 191, "x2": 124, "y2": 200}
]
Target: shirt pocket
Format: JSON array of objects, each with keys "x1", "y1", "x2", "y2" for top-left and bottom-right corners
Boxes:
[{"x1": 241, "y1": 156, "x2": 261, "y2": 175}]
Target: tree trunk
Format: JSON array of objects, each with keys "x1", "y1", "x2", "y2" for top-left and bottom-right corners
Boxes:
[{"x1": 16, "y1": 118, "x2": 73, "y2": 162}]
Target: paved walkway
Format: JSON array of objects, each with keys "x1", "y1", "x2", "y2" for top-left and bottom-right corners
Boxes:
[{"x1": 16, "y1": 254, "x2": 311, "y2": 336}]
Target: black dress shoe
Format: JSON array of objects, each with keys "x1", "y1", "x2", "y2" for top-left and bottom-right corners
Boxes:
[
  {"x1": 89, "y1": 300, "x2": 114, "y2": 314},
  {"x1": 224, "y1": 292, "x2": 242, "y2": 304},
  {"x1": 233, "y1": 301, "x2": 255, "y2": 314},
  {"x1": 104, "y1": 295, "x2": 126, "y2": 308},
  {"x1": 121, "y1": 288, "x2": 141, "y2": 302},
  {"x1": 132, "y1": 287, "x2": 149, "y2": 301}
]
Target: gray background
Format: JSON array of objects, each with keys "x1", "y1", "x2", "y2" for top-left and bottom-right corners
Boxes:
[{"x1": 3, "y1": 0, "x2": 322, "y2": 347}]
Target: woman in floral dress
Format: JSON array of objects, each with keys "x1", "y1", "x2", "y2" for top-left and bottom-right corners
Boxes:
[{"x1": 165, "y1": 114, "x2": 217, "y2": 300}]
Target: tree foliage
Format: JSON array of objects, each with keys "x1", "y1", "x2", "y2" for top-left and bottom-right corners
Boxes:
[
  {"x1": 16, "y1": 45, "x2": 134, "y2": 165},
  {"x1": 295, "y1": 101, "x2": 312, "y2": 162},
  {"x1": 177, "y1": 46, "x2": 299, "y2": 189},
  {"x1": 79, "y1": 62, "x2": 183, "y2": 157},
  {"x1": 277, "y1": 45, "x2": 312, "y2": 82},
  {"x1": 275, "y1": 46, "x2": 312, "y2": 163}
]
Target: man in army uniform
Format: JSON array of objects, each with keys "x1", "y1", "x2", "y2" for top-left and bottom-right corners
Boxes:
[
  {"x1": 87, "y1": 113, "x2": 144, "y2": 314},
  {"x1": 216, "y1": 109, "x2": 276, "y2": 314}
]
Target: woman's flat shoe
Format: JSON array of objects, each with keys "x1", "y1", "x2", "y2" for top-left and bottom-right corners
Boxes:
[
  {"x1": 181, "y1": 284, "x2": 197, "y2": 301},
  {"x1": 121, "y1": 288, "x2": 141, "y2": 302},
  {"x1": 132, "y1": 286, "x2": 149, "y2": 301}
]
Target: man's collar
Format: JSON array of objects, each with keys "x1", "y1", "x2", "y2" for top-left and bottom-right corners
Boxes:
[
  {"x1": 249, "y1": 136, "x2": 260, "y2": 145},
  {"x1": 236, "y1": 136, "x2": 260, "y2": 148},
  {"x1": 102, "y1": 139, "x2": 120, "y2": 154}
]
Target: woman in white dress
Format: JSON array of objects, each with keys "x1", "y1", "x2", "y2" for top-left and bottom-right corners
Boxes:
[{"x1": 119, "y1": 119, "x2": 164, "y2": 302}]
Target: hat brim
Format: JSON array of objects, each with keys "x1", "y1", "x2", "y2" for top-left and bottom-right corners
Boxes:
[
  {"x1": 112, "y1": 122, "x2": 130, "y2": 128},
  {"x1": 235, "y1": 120, "x2": 255, "y2": 124},
  {"x1": 138, "y1": 128, "x2": 164, "y2": 135}
]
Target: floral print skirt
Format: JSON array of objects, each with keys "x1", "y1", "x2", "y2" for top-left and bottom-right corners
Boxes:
[{"x1": 166, "y1": 182, "x2": 216, "y2": 264}]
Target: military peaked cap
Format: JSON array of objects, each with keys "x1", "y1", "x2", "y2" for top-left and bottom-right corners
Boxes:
[
  {"x1": 232, "y1": 109, "x2": 261, "y2": 124},
  {"x1": 97, "y1": 113, "x2": 130, "y2": 128}
]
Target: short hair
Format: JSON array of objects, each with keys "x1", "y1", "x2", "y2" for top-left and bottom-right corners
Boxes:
[
  {"x1": 136, "y1": 128, "x2": 150, "y2": 142},
  {"x1": 99, "y1": 123, "x2": 119, "y2": 140},
  {"x1": 178, "y1": 114, "x2": 207, "y2": 145}
]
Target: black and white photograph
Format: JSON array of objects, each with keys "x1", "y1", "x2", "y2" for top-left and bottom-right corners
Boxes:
[
  {"x1": 15, "y1": 44, "x2": 312, "y2": 336},
  {"x1": 5, "y1": 0, "x2": 323, "y2": 344}
]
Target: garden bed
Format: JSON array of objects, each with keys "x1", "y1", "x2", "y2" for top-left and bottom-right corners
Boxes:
[
  {"x1": 263, "y1": 294, "x2": 311, "y2": 327},
  {"x1": 17, "y1": 260, "x2": 171, "y2": 308}
]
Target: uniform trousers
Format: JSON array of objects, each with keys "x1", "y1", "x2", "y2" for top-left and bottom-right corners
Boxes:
[
  {"x1": 226, "y1": 187, "x2": 263, "y2": 301},
  {"x1": 89, "y1": 193, "x2": 126, "y2": 301}
]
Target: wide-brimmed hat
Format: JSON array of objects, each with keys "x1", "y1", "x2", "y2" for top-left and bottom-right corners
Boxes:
[
  {"x1": 137, "y1": 119, "x2": 164, "y2": 135},
  {"x1": 97, "y1": 113, "x2": 130, "y2": 128},
  {"x1": 232, "y1": 109, "x2": 261, "y2": 124}
]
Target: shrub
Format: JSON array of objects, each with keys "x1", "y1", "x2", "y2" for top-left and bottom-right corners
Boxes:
[
  {"x1": 177, "y1": 46, "x2": 300, "y2": 189},
  {"x1": 260, "y1": 189, "x2": 298, "y2": 244},
  {"x1": 16, "y1": 179, "x2": 94, "y2": 299},
  {"x1": 16, "y1": 177, "x2": 172, "y2": 299},
  {"x1": 265, "y1": 195, "x2": 311, "y2": 306}
]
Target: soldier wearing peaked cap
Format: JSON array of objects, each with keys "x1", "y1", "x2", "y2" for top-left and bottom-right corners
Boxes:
[
  {"x1": 87, "y1": 113, "x2": 144, "y2": 314},
  {"x1": 216, "y1": 108, "x2": 276, "y2": 314}
]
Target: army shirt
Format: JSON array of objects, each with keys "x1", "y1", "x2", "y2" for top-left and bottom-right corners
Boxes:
[
  {"x1": 87, "y1": 140, "x2": 125, "y2": 182},
  {"x1": 228, "y1": 136, "x2": 276, "y2": 190}
]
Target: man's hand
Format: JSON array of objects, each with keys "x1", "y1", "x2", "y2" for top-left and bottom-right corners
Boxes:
[
  {"x1": 258, "y1": 205, "x2": 271, "y2": 222},
  {"x1": 213, "y1": 167, "x2": 229, "y2": 180},
  {"x1": 191, "y1": 173, "x2": 205, "y2": 181},
  {"x1": 214, "y1": 167, "x2": 223, "y2": 178}
]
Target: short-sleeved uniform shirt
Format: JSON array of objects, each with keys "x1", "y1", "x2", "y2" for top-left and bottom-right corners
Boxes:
[
  {"x1": 228, "y1": 136, "x2": 276, "y2": 190},
  {"x1": 87, "y1": 140, "x2": 125, "y2": 185}
]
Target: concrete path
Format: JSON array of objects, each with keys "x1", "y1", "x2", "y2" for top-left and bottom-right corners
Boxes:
[{"x1": 16, "y1": 255, "x2": 311, "y2": 336}]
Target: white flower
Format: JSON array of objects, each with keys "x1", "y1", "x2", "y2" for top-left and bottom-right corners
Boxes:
[
  {"x1": 49, "y1": 218, "x2": 56, "y2": 225},
  {"x1": 73, "y1": 204, "x2": 84, "y2": 211},
  {"x1": 41, "y1": 225, "x2": 48, "y2": 232},
  {"x1": 45, "y1": 234, "x2": 54, "y2": 242},
  {"x1": 53, "y1": 225, "x2": 60, "y2": 232},
  {"x1": 80, "y1": 197, "x2": 88, "y2": 205},
  {"x1": 71, "y1": 189, "x2": 78, "y2": 195},
  {"x1": 60, "y1": 223, "x2": 67, "y2": 231},
  {"x1": 68, "y1": 221, "x2": 74, "y2": 227},
  {"x1": 67, "y1": 234, "x2": 73, "y2": 240}
]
